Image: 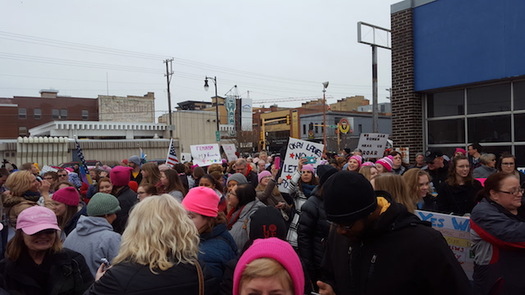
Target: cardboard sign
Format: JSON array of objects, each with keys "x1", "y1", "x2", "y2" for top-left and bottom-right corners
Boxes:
[
  {"x1": 190, "y1": 144, "x2": 221, "y2": 167},
  {"x1": 357, "y1": 133, "x2": 389, "y2": 158},
  {"x1": 222, "y1": 144, "x2": 238, "y2": 162},
  {"x1": 279, "y1": 138, "x2": 324, "y2": 193},
  {"x1": 415, "y1": 210, "x2": 473, "y2": 280},
  {"x1": 395, "y1": 147, "x2": 410, "y2": 164},
  {"x1": 180, "y1": 153, "x2": 192, "y2": 163}
]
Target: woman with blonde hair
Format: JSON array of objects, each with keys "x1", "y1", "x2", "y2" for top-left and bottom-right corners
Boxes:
[
  {"x1": 371, "y1": 173, "x2": 416, "y2": 213},
  {"x1": 2, "y1": 171, "x2": 41, "y2": 236},
  {"x1": 85, "y1": 194, "x2": 205, "y2": 294},
  {"x1": 140, "y1": 162, "x2": 161, "y2": 186},
  {"x1": 359, "y1": 165, "x2": 378, "y2": 181},
  {"x1": 403, "y1": 168, "x2": 438, "y2": 211}
]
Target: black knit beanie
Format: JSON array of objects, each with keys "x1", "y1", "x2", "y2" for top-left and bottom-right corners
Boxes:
[{"x1": 324, "y1": 171, "x2": 377, "y2": 224}]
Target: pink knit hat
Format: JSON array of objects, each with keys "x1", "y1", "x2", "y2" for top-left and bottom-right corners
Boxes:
[
  {"x1": 52, "y1": 187, "x2": 80, "y2": 206},
  {"x1": 17, "y1": 206, "x2": 60, "y2": 235},
  {"x1": 349, "y1": 155, "x2": 363, "y2": 167},
  {"x1": 257, "y1": 170, "x2": 272, "y2": 183},
  {"x1": 301, "y1": 164, "x2": 314, "y2": 173},
  {"x1": 455, "y1": 148, "x2": 467, "y2": 156},
  {"x1": 233, "y1": 238, "x2": 304, "y2": 295},
  {"x1": 181, "y1": 187, "x2": 219, "y2": 217},
  {"x1": 361, "y1": 161, "x2": 375, "y2": 167},
  {"x1": 110, "y1": 166, "x2": 133, "y2": 187},
  {"x1": 376, "y1": 156, "x2": 393, "y2": 172}
]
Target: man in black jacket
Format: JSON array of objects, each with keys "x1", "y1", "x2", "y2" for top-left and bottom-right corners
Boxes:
[{"x1": 318, "y1": 171, "x2": 472, "y2": 295}]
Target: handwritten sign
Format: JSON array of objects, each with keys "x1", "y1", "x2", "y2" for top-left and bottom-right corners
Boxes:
[
  {"x1": 357, "y1": 133, "x2": 389, "y2": 158},
  {"x1": 190, "y1": 144, "x2": 221, "y2": 167},
  {"x1": 180, "y1": 153, "x2": 192, "y2": 163},
  {"x1": 279, "y1": 138, "x2": 324, "y2": 193},
  {"x1": 221, "y1": 144, "x2": 238, "y2": 162},
  {"x1": 415, "y1": 210, "x2": 473, "y2": 280}
]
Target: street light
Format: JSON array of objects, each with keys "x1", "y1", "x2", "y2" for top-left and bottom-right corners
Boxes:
[
  {"x1": 322, "y1": 81, "x2": 329, "y2": 148},
  {"x1": 204, "y1": 76, "x2": 220, "y2": 141}
]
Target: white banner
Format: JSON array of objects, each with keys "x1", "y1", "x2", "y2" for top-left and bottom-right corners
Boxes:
[
  {"x1": 221, "y1": 144, "x2": 238, "y2": 162},
  {"x1": 357, "y1": 133, "x2": 389, "y2": 158},
  {"x1": 190, "y1": 144, "x2": 221, "y2": 167},
  {"x1": 279, "y1": 138, "x2": 324, "y2": 193},
  {"x1": 180, "y1": 153, "x2": 192, "y2": 163}
]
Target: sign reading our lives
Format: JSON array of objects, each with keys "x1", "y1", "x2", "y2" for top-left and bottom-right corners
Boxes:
[
  {"x1": 190, "y1": 144, "x2": 221, "y2": 167},
  {"x1": 279, "y1": 138, "x2": 324, "y2": 194},
  {"x1": 415, "y1": 210, "x2": 473, "y2": 280}
]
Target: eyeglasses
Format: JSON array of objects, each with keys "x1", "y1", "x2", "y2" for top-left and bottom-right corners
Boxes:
[
  {"x1": 43, "y1": 177, "x2": 54, "y2": 180},
  {"x1": 31, "y1": 229, "x2": 56, "y2": 236},
  {"x1": 58, "y1": 174, "x2": 68, "y2": 177},
  {"x1": 501, "y1": 162, "x2": 515, "y2": 166},
  {"x1": 301, "y1": 171, "x2": 312, "y2": 174},
  {"x1": 498, "y1": 188, "x2": 524, "y2": 196}
]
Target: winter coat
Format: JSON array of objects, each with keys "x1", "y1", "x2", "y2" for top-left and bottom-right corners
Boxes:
[
  {"x1": 199, "y1": 223, "x2": 238, "y2": 280},
  {"x1": 245, "y1": 170, "x2": 259, "y2": 188},
  {"x1": 322, "y1": 201, "x2": 471, "y2": 295},
  {"x1": 228, "y1": 200, "x2": 266, "y2": 251},
  {"x1": 472, "y1": 165, "x2": 497, "y2": 178},
  {"x1": 84, "y1": 260, "x2": 206, "y2": 295},
  {"x1": 255, "y1": 179, "x2": 286, "y2": 207},
  {"x1": 63, "y1": 215, "x2": 121, "y2": 277},
  {"x1": 436, "y1": 180, "x2": 483, "y2": 215},
  {"x1": 112, "y1": 186, "x2": 137, "y2": 234},
  {"x1": 0, "y1": 248, "x2": 93, "y2": 295},
  {"x1": 1, "y1": 192, "x2": 39, "y2": 228},
  {"x1": 297, "y1": 188, "x2": 330, "y2": 290},
  {"x1": 470, "y1": 198, "x2": 525, "y2": 295},
  {"x1": 64, "y1": 206, "x2": 87, "y2": 236},
  {"x1": 286, "y1": 171, "x2": 313, "y2": 247}
]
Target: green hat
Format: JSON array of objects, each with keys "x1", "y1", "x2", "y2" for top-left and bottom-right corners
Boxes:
[{"x1": 87, "y1": 193, "x2": 121, "y2": 217}]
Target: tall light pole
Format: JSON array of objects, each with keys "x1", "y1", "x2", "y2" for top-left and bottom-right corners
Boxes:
[
  {"x1": 322, "y1": 81, "x2": 329, "y2": 148},
  {"x1": 164, "y1": 58, "x2": 174, "y2": 138},
  {"x1": 204, "y1": 76, "x2": 220, "y2": 141}
]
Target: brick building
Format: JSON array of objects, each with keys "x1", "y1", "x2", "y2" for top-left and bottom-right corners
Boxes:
[
  {"x1": 0, "y1": 90, "x2": 98, "y2": 139},
  {"x1": 391, "y1": 0, "x2": 525, "y2": 163}
]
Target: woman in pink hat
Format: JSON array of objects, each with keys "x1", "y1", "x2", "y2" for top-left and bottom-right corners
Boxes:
[
  {"x1": 287, "y1": 158, "x2": 319, "y2": 248},
  {"x1": 0, "y1": 206, "x2": 93, "y2": 294},
  {"x1": 181, "y1": 187, "x2": 237, "y2": 281}
]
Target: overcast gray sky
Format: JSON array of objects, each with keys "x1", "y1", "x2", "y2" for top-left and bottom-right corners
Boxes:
[{"x1": 1, "y1": 0, "x2": 397, "y2": 118}]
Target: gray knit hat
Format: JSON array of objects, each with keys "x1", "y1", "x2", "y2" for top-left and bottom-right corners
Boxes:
[
  {"x1": 226, "y1": 173, "x2": 248, "y2": 186},
  {"x1": 87, "y1": 193, "x2": 121, "y2": 217},
  {"x1": 128, "y1": 155, "x2": 141, "y2": 167}
]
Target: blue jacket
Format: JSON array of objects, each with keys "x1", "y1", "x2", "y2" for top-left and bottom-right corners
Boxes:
[{"x1": 199, "y1": 223, "x2": 237, "y2": 280}]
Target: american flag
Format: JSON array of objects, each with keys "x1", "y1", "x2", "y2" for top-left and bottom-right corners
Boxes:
[
  {"x1": 166, "y1": 139, "x2": 179, "y2": 167},
  {"x1": 75, "y1": 139, "x2": 92, "y2": 184}
]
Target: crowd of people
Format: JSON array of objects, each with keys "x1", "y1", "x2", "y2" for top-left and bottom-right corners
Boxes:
[{"x1": 0, "y1": 143, "x2": 522, "y2": 294}]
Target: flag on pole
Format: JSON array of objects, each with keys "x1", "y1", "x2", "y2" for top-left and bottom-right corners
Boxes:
[
  {"x1": 139, "y1": 147, "x2": 147, "y2": 164},
  {"x1": 166, "y1": 139, "x2": 179, "y2": 167},
  {"x1": 75, "y1": 140, "x2": 93, "y2": 185}
]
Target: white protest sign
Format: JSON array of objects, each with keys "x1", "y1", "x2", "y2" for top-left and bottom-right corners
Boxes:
[
  {"x1": 190, "y1": 144, "x2": 221, "y2": 167},
  {"x1": 221, "y1": 144, "x2": 238, "y2": 162},
  {"x1": 40, "y1": 165, "x2": 58, "y2": 175},
  {"x1": 395, "y1": 147, "x2": 410, "y2": 164},
  {"x1": 357, "y1": 133, "x2": 389, "y2": 158},
  {"x1": 415, "y1": 210, "x2": 473, "y2": 280},
  {"x1": 279, "y1": 138, "x2": 324, "y2": 193},
  {"x1": 180, "y1": 153, "x2": 192, "y2": 163}
]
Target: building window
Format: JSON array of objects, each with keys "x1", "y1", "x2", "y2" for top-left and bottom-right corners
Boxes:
[
  {"x1": 82, "y1": 110, "x2": 89, "y2": 120},
  {"x1": 52, "y1": 109, "x2": 59, "y2": 119},
  {"x1": 60, "y1": 109, "x2": 68, "y2": 119},
  {"x1": 514, "y1": 81, "x2": 525, "y2": 110},
  {"x1": 18, "y1": 127, "x2": 28, "y2": 136},
  {"x1": 303, "y1": 124, "x2": 306, "y2": 135},
  {"x1": 315, "y1": 125, "x2": 319, "y2": 134},
  {"x1": 34, "y1": 108, "x2": 42, "y2": 119},
  {"x1": 18, "y1": 108, "x2": 27, "y2": 119},
  {"x1": 467, "y1": 83, "x2": 510, "y2": 114},
  {"x1": 468, "y1": 115, "x2": 511, "y2": 143},
  {"x1": 427, "y1": 90, "x2": 464, "y2": 117},
  {"x1": 428, "y1": 118, "x2": 465, "y2": 144}
]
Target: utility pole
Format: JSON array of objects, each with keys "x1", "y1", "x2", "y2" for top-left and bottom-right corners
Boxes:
[{"x1": 164, "y1": 58, "x2": 174, "y2": 138}]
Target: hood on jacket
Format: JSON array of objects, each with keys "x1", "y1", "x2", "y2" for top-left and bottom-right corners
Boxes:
[{"x1": 74, "y1": 215, "x2": 113, "y2": 236}]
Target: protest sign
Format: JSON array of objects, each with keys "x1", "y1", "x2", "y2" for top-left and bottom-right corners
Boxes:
[
  {"x1": 190, "y1": 144, "x2": 221, "y2": 167},
  {"x1": 279, "y1": 138, "x2": 324, "y2": 193},
  {"x1": 221, "y1": 144, "x2": 238, "y2": 162},
  {"x1": 357, "y1": 133, "x2": 389, "y2": 158},
  {"x1": 180, "y1": 153, "x2": 192, "y2": 163},
  {"x1": 415, "y1": 210, "x2": 473, "y2": 279}
]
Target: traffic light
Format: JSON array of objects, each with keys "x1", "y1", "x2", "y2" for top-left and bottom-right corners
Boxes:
[{"x1": 286, "y1": 115, "x2": 290, "y2": 125}]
